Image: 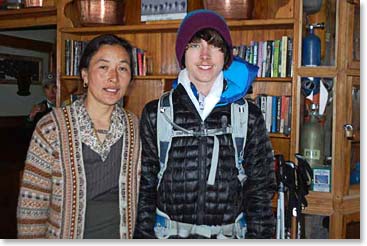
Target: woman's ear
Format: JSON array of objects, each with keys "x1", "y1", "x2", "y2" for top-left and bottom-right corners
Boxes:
[{"x1": 81, "y1": 69, "x2": 88, "y2": 84}]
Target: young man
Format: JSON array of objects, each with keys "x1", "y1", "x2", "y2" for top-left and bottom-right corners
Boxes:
[{"x1": 134, "y1": 9, "x2": 276, "y2": 239}]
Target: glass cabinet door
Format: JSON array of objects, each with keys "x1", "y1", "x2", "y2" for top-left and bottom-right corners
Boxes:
[
  {"x1": 347, "y1": 0, "x2": 360, "y2": 69},
  {"x1": 301, "y1": 0, "x2": 337, "y2": 67},
  {"x1": 346, "y1": 77, "x2": 360, "y2": 192},
  {"x1": 299, "y1": 76, "x2": 334, "y2": 193}
]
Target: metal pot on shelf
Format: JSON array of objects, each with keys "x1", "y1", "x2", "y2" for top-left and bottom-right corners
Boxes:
[
  {"x1": 24, "y1": 0, "x2": 43, "y2": 7},
  {"x1": 203, "y1": 0, "x2": 254, "y2": 20},
  {"x1": 77, "y1": 0, "x2": 125, "y2": 26}
]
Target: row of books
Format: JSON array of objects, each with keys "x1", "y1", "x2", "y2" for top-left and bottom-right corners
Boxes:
[
  {"x1": 254, "y1": 94, "x2": 292, "y2": 135},
  {"x1": 132, "y1": 48, "x2": 152, "y2": 76},
  {"x1": 64, "y1": 40, "x2": 151, "y2": 76},
  {"x1": 64, "y1": 40, "x2": 88, "y2": 76},
  {"x1": 233, "y1": 36, "x2": 293, "y2": 78}
]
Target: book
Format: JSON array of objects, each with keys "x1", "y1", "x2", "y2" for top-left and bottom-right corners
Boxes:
[
  {"x1": 280, "y1": 95, "x2": 288, "y2": 134},
  {"x1": 73, "y1": 41, "x2": 82, "y2": 76},
  {"x1": 284, "y1": 96, "x2": 292, "y2": 136},
  {"x1": 132, "y1": 48, "x2": 138, "y2": 76},
  {"x1": 65, "y1": 39, "x2": 71, "y2": 76},
  {"x1": 272, "y1": 39, "x2": 281, "y2": 77},
  {"x1": 257, "y1": 41, "x2": 263, "y2": 77},
  {"x1": 265, "y1": 40, "x2": 273, "y2": 77},
  {"x1": 271, "y1": 96, "x2": 278, "y2": 133},
  {"x1": 252, "y1": 41, "x2": 258, "y2": 66},
  {"x1": 280, "y1": 36, "x2": 288, "y2": 78},
  {"x1": 261, "y1": 41, "x2": 268, "y2": 77},
  {"x1": 137, "y1": 48, "x2": 144, "y2": 76},
  {"x1": 286, "y1": 38, "x2": 293, "y2": 77},
  {"x1": 276, "y1": 96, "x2": 281, "y2": 132},
  {"x1": 266, "y1": 95, "x2": 272, "y2": 132}
]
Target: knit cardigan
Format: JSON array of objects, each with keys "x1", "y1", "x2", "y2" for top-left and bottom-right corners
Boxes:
[{"x1": 17, "y1": 104, "x2": 141, "y2": 239}]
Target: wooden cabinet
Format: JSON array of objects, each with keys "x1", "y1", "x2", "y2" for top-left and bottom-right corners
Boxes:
[
  {"x1": 52, "y1": 0, "x2": 359, "y2": 239},
  {"x1": 296, "y1": 0, "x2": 360, "y2": 239}
]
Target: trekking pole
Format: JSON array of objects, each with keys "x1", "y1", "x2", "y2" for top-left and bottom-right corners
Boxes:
[
  {"x1": 294, "y1": 153, "x2": 313, "y2": 239},
  {"x1": 277, "y1": 181, "x2": 285, "y2": 239},
  {"x1": 275, "y1": 154, "x2": 286, "y2": 239},
  {"x1": 284, "y1": 161, "x2": 297, "y2": 239}
]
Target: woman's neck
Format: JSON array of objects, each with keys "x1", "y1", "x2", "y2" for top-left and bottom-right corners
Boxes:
[{"x1": 84, "y1": 98, "x2": 114, "y2": 130}]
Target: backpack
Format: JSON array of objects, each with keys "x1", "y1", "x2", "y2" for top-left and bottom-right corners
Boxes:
[{"x1": 156, "y1": 89, "x2": 249, "y2": 189}]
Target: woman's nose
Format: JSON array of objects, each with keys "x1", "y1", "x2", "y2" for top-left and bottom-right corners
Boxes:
[{"x1": 108, "y1": 69, "x2": 118, "y2": 83}]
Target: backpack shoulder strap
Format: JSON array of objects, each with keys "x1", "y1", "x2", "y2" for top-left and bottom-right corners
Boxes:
[
  {"x1": 156, "y1": 90, "x2": 174, "y2": 189},
  {"x1": 231, "y1": 99, "x2": 248, "y2": 185}
]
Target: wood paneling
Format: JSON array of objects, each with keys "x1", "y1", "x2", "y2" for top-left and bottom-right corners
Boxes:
[{"x1": 124, "y1": 78, "x2": 172, "y2": 118}]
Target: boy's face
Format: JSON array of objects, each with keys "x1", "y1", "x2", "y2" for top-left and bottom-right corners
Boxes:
[
  {"x1": 44, "y1": 83, "x2": 57, "y2": 104},
  {"x1": 184, "y1": 38, "x2": 225, "y2": 91}
]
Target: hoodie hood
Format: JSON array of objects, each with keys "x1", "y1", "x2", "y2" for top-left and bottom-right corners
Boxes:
[
  {"x1": 219, "y1": 56, "x2": 258, "y2": 104},
  {"x1": 172, "y1": 56, "x2": 258, "y2": 105}
]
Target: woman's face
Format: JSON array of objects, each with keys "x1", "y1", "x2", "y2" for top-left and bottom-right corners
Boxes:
[{"x1": 82, "y1": 44, "x2": 131, "y2": 107}]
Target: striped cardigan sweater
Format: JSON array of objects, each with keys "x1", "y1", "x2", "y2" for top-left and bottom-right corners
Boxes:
[{"x1": 17, "y1": 104, "x2": 141, "y2": 239}]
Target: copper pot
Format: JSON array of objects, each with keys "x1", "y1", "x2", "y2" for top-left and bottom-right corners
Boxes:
[
  {"x1": 203, "y1": 0, "x2": 254, "y2": 20},
  {"x1": 77, "y1": 0, "x2": 125, "y2": 26},
  {"x1": 24, "y1": 0, "x2": 43, "y2": 7}
]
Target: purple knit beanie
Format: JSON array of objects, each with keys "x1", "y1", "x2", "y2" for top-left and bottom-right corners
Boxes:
[{"x1": 176, "y1": 9, "x2": 233, "y2": 68}]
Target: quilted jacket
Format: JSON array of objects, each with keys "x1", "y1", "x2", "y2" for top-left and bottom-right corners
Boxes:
[{"x1": 134, "y1": 82, "x2": 276, "y2": 239}]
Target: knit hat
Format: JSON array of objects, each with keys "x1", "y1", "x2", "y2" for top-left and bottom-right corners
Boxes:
[
  {"x1": 42, "y1": 73, "x2": 56, "y2": 87},
  {"x1": 176, "y1": 9, "x2": 233, "y2": 68}
]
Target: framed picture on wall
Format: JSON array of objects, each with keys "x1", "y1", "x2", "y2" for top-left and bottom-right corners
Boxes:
[{"x1": 0, "y1": 53, "x2": 43, "y2": 85}]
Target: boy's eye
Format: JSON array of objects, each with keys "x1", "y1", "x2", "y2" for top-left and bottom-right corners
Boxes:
[{"x1": 187, "y1": 43, "x2": 201, "y2": 49}]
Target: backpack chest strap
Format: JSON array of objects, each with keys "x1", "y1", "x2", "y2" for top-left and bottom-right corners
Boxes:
[{"x1": 157, "y1": 90, "x2": 248, "y2": 188}]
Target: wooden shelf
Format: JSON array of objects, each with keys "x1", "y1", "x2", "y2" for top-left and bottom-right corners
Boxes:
[
  {"x1": 297, "y1": 67, "x2": 338, "y2": 78},
  {"x1": 60, "y1": 18, "x2": 294, "y2": 35},
  {"x1": 256, "y1": 77, "x2": 293, "y2": 83},
  {"x1": 302, "y1": 191, "x2": 334, "y2": 216},
  {"x1": 61, "y1": 75, "x2": 292, "y2": 82},
  {"x1": 0, "y1": 7, "x2": 56, "y2": 29},
  {"x1": 269, "y1": 133, "x2": 291, "y2": 139}
]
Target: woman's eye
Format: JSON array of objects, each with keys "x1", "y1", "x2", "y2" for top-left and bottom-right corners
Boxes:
[{"x1": 118, "y1": 66, "x2": 128, "y2": 72}]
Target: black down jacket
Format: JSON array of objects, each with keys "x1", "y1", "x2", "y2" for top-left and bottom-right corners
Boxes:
[{"x1": 134, "y1": 84, "x2": 276, "y2": 239}]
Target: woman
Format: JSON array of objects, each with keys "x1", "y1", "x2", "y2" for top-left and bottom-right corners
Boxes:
[{"x1": 17, "y1": 34, "x2": 141, "y2": 239}]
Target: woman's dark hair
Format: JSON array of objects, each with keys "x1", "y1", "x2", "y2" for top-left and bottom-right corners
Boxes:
[
  {"x1": 79, "y1": 34, "x2": 134, "y2": 79},
  {"x1": 182, "y1": 28, "x2": 231, "y2": 69}
]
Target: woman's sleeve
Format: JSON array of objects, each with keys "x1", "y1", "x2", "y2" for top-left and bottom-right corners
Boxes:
[{"x1": 17, "y1": 116, "x2": 55, "y2": 239}]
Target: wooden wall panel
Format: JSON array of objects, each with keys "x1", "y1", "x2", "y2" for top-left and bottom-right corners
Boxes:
[{"x1": 124, "y1": 79, "x2": 165, "y2": 117}]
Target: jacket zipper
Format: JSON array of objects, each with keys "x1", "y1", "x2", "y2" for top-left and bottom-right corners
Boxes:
[{"x1": 197, "y1": 121, "x2": 207, "y2": 225}]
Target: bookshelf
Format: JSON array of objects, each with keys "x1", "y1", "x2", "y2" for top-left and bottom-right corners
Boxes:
[
  {"x1": 0, "y1": 5, "x2": 56, "y2": 29},
  {"x1": 54, "y1": 0, "x2": 359, "y2": 239}
]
